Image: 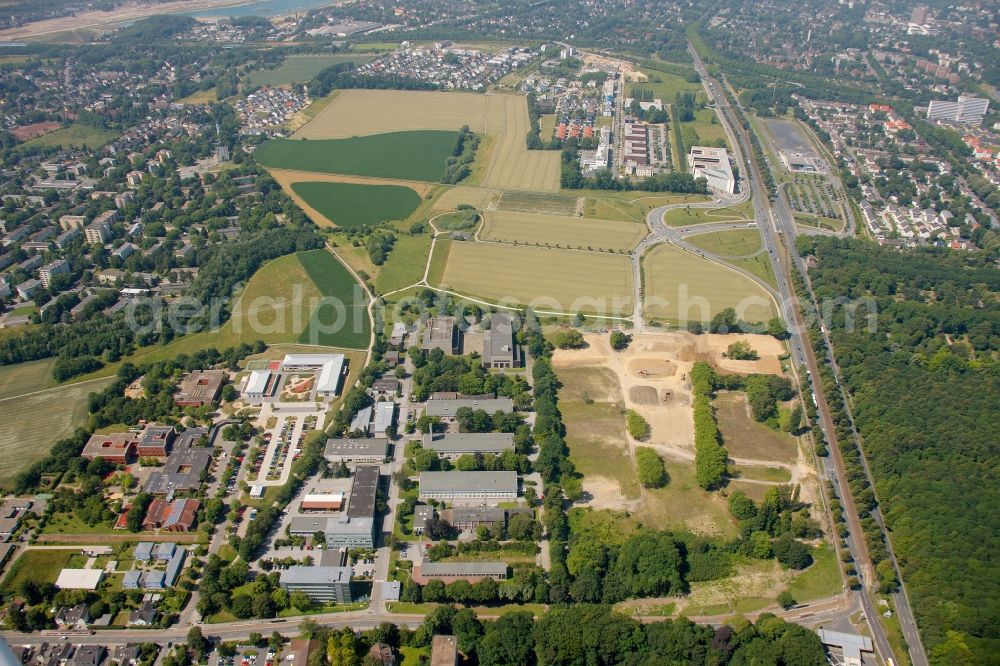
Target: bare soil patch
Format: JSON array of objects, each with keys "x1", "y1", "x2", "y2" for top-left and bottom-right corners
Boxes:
[{"x1": 628, "y1": 385, "x2": 659, "y2": 406}]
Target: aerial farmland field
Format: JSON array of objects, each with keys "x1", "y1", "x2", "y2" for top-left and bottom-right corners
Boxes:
[
  {"x1": 643, "y1": 244, "x2": 776, "y2": 324},
  {"x1": 480, "y1": 210, "x2": 646, "y2": 252},
  {"x1": 291, "y1": 181, "x2": 421, "y2": 227},
  {"x1": 292, "y1": 89, "x2": 495, "y2": 138},
  {"x1": 480, "y1": 94, "x2": 560, "y2": 192},
  {"x1": 438, "y1": 242, "x2": 633, "y2": 316},
  {"x1": 255, "y1": 131, "x2": 458, "y2": 182}
]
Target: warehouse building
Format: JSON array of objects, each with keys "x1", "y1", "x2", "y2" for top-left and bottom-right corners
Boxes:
[{"x1": 324, "y1": 438, "x2": 389, "y2": 463}]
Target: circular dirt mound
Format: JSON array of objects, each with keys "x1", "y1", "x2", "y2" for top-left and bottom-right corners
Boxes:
[
  {"x1": 629, "y1": 385, "x2": 660, "y2": 405},
  {"x1": 627, "y1": 359, "x2": 677, "y2": 378}
]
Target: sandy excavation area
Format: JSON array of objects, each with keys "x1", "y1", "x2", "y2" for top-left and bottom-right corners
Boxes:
[{"x1": 552, "y1": 330, "x2": 803, "y2": 516}]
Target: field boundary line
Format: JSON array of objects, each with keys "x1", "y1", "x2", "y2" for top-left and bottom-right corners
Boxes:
[{"x1": 0, "y1": 375, "x2": 112, "y2": 404}]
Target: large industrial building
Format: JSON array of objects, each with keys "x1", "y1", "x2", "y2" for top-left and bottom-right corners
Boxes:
[{"x1": 688, "y1": 146, "x2": 736, "y2": 194}]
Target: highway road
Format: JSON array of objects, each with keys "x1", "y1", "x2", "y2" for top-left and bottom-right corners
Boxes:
[{"x1": 688, "y1": 40, "x2": 928, "y2": 666}]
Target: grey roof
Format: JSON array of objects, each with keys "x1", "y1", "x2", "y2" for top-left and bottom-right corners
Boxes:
[
  {"x1": 483, "y1": 313, "x2": 516, "y2": 360},
  {"x1": 289, "y1": 515, "x2": 375, "y2": 537},
  {"x1": 135, "y1": 542, "x2": 154, "y2": 558},
  {"x1": 348, "y1": 466, "x2": 380, "y2": 518},
  {"x1": 163, "y1": 549, "x2": 186, "y2": 586},
  {"x1": 372, "y1": 402, "x2": 395, "y2": 433},
  {"x1": 423, "y1": 432, "x2": 514, "y2": 454},
  {"x1": 424, "y1": 398, "x2": 514, "y2": 418},
  {"x1": 383, "y1": 580, "x2": 401, "y2": 602},
  {"x1": 419, "y1": 471, "x2": 517, "y2": 493},
  {"x1": 817, "y1": 629, "x2": 873, "y2": 662},
  {"x1": 349, "y1": 406, "x2": 373, "y2": 432},
  {"x1": 280, "y1": 565, "x2": 352, "y2": 586},
  {"x1": 122, "y1": 570, "x2": 142, "y2": 587},
  {"x1": 154, "y1": 542, "x2": 176, "y2": 559},
  {"x1": 325, "y1": 438, "x2": 389, "y2": 458},
  {"x1": 420, "y1": 561, "x2": 508, "y2": 576},
  {"x1": 423, "y1": 317, "x2": 455, "y2": 346},
  {"x1": 289, "y1": 516, "x2": 332, "y2": 535},
  {"x1": 447, "y1": 507, "x2": 506, "y2": 523},
  {"x1": 142, "y1": 445, "x2": 211, "y2": 494}
]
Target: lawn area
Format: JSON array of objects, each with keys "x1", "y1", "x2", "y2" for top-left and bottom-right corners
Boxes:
[
  {"x1": 256, "y1": 130, "x2": 459, "y2": 182},
  {"x1": 399, "y1": 646, "x2": 430, "y2": 666},
  {"x1": 715, "y1": 393, "x2": 797, "y2": 464},
  {"x1": 789, "y1": 543, "x2": 842, "y2": 602},
  {"x1": 21, "y1": 123, "x2": 116, "y2": 149},
  {"x1": 662, "y1": 205, "x2": 749, "y2": 227},
  {"x1": 480, "y1": 210, "x2": 645, "y2": 252},
  {"x1": 41, "y1": 512, "x2": 116, "y2": 536},
  {"x1": 556, "y1": 366, "x2": 641, "y2": 501},
  {"x1": 426, "y1": 238, "x2": 452, "y2": 288},
  {"x1": 684, "y1": 108, "x2": 729, "y2": 148},
  {"x1": 439, "y1": 242, "x2": 633, "y2": 316},
  {"x1": 539, "y1": 113, "x2": 557, "y2": 141},
  {"x1": 732, "y1": 465, "x2": 792, "y2": 483},
  {"x1": 0, "y1": 376, "x2": 114, "y2": 490},
  {"x1": 177, "y1": 88, "x2": 217, "y2": 105},
  {"x1": 0, "y1": 550, "x2": 76, "y2": 595},
  {"x1": 627, "y1": 67, "x2": 703, "y2": 105},
  {"x1": 297, "y1": 248, "x2": 371, "y2": 349},
  {"x1": 0, "y1": 357, "x2": 54, "y2": 400},
  {"x1": 375, "y1": 232, "x2": 432, "y2": 294},
  {"x1": 687, "y1": 229, "x2": 762, "y2": 257},
  {"x1": 643, "y1": 244, "x2": 776, "y2": 324},
  {"x1": 639, "y1": 459, "x2": 738, "y2": 538},
  {"x1": 246, "y1": 54, "x2": 375, "y2": 87},
  {"x1": 291, "y1": 181, "x2": 422, "y2": 228}
]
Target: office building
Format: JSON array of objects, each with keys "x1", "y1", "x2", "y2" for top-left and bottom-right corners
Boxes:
[
  {"x1": 279, "y1": 566, "x2": 353, "y2": 603},
  {"x1": 418, "y1": 471, "x2": 518, "y2": 502},
  {"x1": 926, "y1": 95, "x2": 989, "y2": 125},
  {"x1": 688, "y1": 146, "x2": 736, "y2": 194}
]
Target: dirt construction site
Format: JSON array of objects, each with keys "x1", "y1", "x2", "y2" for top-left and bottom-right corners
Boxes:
[{"x1": 551, "y1": 331, "x2": 818, "y2": 534}]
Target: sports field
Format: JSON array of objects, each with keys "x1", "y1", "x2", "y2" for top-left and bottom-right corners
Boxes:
[
  {"x1": 480, "y1": 210, "x2": 645, "y2": 252},
  {"x1": 438, "y1": 243, "x2": 633, "y2": 315},
  {"x1": 255, "y1": 131, "x2": 458, "y2": 182},
  {"x1": 246, "y1": 54, "x2": 376, "y2": 87},
  {"x1": 643, "y1": 244, "x2": 776, "y2": 323},
  {"x1": 0, "y1": 376, "x2": 114, "y2": 489},
  {"x1": 291, "y1": 182, "x2": 421, "y2": 227},
  {"x1": 293, "y1": 89, "x2": 495, "y2": 138}
]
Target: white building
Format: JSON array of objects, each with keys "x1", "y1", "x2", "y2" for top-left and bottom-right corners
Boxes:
[
  {"x1": 55, "y1": 569, "x2": 104, "y2": 590},
  {"x1": 688, "y1": 146, "x2": 736, "y2": 194},
  {"x1": 281, "y1": 353, "x2": 346, "y2": 399},
  {"x1": 926, "y1": 95, "x2": 989, "y2": 125},
  {"x1": 243, "y1": 370, "x2": 271, "y2": 405},
  {"x1": 419, "y1": 471, "x2": 518, "y2": 502}
]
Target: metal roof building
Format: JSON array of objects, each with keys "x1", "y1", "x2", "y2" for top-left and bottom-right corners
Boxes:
[
  {"x1": 422, "y1": 432, "x2": 514, "y2": 458},
  {"x1": 419, "y1": 471, "x2": 517, "y2": 502},
  {"x1": 324, "y1": 438, "x2": 389, "y2": 462},
  {"x1": 423, "y1": 397, "x2": 514, "y2": 419}
]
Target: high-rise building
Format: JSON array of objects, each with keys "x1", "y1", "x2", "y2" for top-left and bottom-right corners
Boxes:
[{"x1": 926, "y1": 95, "x2": 990, "y2": 125}]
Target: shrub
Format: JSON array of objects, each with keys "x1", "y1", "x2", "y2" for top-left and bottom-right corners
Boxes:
[
  {"x1": 635, "y1": 447, "x2": 667, "y2": 488},
  {"x1": 726, "y1": 340, "x2": 759, "y2": 360},
  {"x1": 626, "y1": 410, "x2": 651, "y2": 440}
]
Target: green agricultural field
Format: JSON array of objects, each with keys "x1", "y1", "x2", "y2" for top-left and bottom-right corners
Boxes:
[
  {"x1": 246, "y1": 54, "x2": 376, "y2": 87},
  {"x1": 643, "y1": 244, "x2": 776, "y2": 324},
  {"x1": 21, "y1": 123, "x2": 116, "y2": 149},
  {"x1": 0, "y1": 377, "x2": 114, "y2": 489},
  {"x1": 297, "y1": 248, "x2": 371, "y2": 349},
  {"x1": 375, "y1": 232, "x2": 432, "y2": 294},
  {"x1": 291, "y1": 182, "x2": 421, "y2": 227},
  {"x1": 255, "y1": 130, "x2": 458, "y2": 181}
]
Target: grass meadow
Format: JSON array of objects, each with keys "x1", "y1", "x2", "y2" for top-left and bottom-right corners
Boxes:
[
  {"x1": 291, "y1": 181, "x2": 422, "y2": 227},
  {"x1": 21, "y1": 123, "x2": 116, "y2": 149},
  {"x1": 246, "y1": 54, "x2": 376, "y2": 87},
  {"x1": 256, "y1": 131, "x2": 458, "y2": 182},
  {"x1": 297, "y1": 248, "x2": 371, "y2": 349},
  {"x1": 480, "y1": 210, "x2": 645, "y2": 252}
]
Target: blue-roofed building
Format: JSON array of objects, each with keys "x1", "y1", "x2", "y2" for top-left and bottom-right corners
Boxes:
[
  {"x1": 154, "y1": 542, "x2": 176, "y2": 561},
  {"x1": 140, "y1": 571, "x2": 164, "y2": 590},
  {"x1": 134, "y1": 542, "x2": 154, "y2": 561},
  {"x1": 163, "y1": 549, "x2": 186, "y2": 587},
  {"x1": 122, "y1": 570, "x2": 141, "y2": 590}
]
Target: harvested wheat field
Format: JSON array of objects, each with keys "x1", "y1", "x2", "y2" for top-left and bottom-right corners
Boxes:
[
  {"x1": 293, "y1": 89, "x2": 495, "y2": 138},
  {"x1": 433, "y1": 186, "x2": 499, "y2": 211},
  {"x1": 480, "y1": 210, "x2": 645, "y2": 252},
  {"x1": 438, "y1": 243, "x2": 633, "y2": 315},
  {"x1": 481, "y1": 95, "x2": 560, "y2": 192}
]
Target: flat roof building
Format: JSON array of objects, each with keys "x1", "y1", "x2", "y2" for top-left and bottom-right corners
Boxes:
[
  {"x1": 423, "y1": 317, "x2": 458, "y2": 354},
  {"x1": 143, "y1": 444, "x2": 212, "y2": 495},
  {"x1": 325, "y1": 438, "x2": 389, "y2": 462},
  {"x1": 55, "y1": 569, "x2": 104, "y2": 590},
  {"x1": 423, "y1": 433, "x2": 514, "y2": 459},
  {"x1": 173, "y1": 370, "x2": 225, "y2": 407},
  {"x1": 138, "y1": 425, "x2": 175, "y2": 457},
  {"x1": 688, "y1": 146, "x2": 736, "y2": 194},
  {"x1": 243, "y1": 370, "x2": 272, "y2": 405},
  {"x1": 424, "y1": 397, "x2": 514, "y2": 420},
  {"x1": 419, "y1": 471, "x2": 517, "y2": 502},
  {"x1": 416, "y1": 561, "x2": 508, "y2": 584},
  {"x1": 431, "y1": 636, "x2": 458, "y2": 666},
  {"x1": 300, "y1": 493, "x2": 345, "y2": 511},
  {"x1": 482, "y1": 313, "x2": 518, "y2": 368},
  {"x1": 279, "y1": 566, "x2": 353, "y2": 604},
  {"x1": 372, "y1": 402, "x2": 396, "y2": 438},
  {"x1": 81, "y1": 432, "x2": 138, "y2": 464},
  {"x1": 348, "y1": 466, "x2": 380, "y2": 519},
  {"x1": 926, "y1": 95, "x2": 989, "y2": 125},
  {"x1": 817, "y1": 629, "x2": 873, "y2": 666}
]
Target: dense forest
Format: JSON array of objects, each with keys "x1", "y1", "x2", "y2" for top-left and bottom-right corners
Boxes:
[{"x1": 799, "y1": 237, "x2": 1000, "y2": 663}]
